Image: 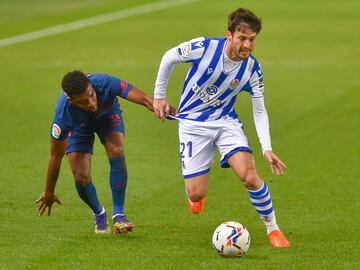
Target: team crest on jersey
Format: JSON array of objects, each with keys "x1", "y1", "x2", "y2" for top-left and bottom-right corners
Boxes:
[
  {"x1": 181, "y1": 43, "x2": 192, "y2": 56},
  {"x1": 229, "y1": 79, "x2": 240, "y2": 90},
  {"x1": 52, "y1": 123, "x2": 61, "y2": 139}
]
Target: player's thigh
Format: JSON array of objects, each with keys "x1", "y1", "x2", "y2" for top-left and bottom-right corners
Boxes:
[
  {"x1": 96, "y1": 106, "x2": 125, "y2": 158},
  {"x1": 66, "y1": 125, "x2": 95, "y2": 154},
  {"x1": 185, "y1": 173, "x2": 209, "y2": 201},
  {"x1": 179, "y1": 121, "x2": 216, "y2": 179},
  {"x1": 67, "y1": 152, "x2": 92, "y2": 184},
  {"x1": 103, "y1": 131, "x2": 124, "y2": 158},
  {"x1": 215, "y1": 119, "x2": 252, "y2": 168},
  {"x1": 228, "y1": 151, "x2": 262, "y2": 189}
]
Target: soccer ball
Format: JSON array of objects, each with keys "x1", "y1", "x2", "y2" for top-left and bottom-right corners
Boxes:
[{"x1": 212, "y1": 221, "x2": 250, "y2": 257}]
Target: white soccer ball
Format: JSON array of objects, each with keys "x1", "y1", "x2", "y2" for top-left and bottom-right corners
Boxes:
[{"x1": 212, "y1": 221, "x2": 250, "y2": 257}]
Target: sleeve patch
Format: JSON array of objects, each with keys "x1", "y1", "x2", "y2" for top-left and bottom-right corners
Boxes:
[
  {"x1": 120, "y1": 80, "x2": 129, "y2": 93},
  {"x1": 180, "y1": 43, "x2": 192, "y2": 56},
  {"x1": 52, "y1": 124, "x2": 62, "y2": 139}
]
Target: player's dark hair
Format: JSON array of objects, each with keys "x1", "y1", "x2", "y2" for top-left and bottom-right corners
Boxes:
[
  {"x1": 228, "y1": 8, "x2": 262, "y2": 34},
  {"x1": 61, "y1": 70, "x2": 90, "y2": 97}
]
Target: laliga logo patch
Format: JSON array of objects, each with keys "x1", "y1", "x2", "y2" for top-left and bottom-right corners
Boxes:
[
  {"x1": 206, "y1": 85, "x2": 218, "y2": 95},
  {"x1": 52, "y1": 124, "x2": 61, "y2": 139},
  {"x1": 181, "y1": 43, "x2": 192, "y2": 56},
  {"x1": 230, "y1": 79, "x2": 240, "y2": 90}
]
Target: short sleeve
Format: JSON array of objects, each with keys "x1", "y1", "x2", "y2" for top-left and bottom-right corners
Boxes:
[
  {"x1": 104, "y1": 75, "x2": 133, "y2": 99},
  {"x1": 50, "y1": 94, "x2": 72, "y2": 141},
  {"x1": 50, "y1": 121, "x2": 69, "y2": 141}
]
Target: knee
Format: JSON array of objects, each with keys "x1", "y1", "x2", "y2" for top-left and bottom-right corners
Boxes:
[
  {"x1": 238, "y1": 169, "x2": 262, "y2": 189},
  {"x1": 107, "y1": 145, "x2": 124, "y2": 158},
  {"x1": 72, "y1": 170, "x2": 90, "y2": 185},
  {"x1": 187, "y1": 189, "x2": 206, "y2": 202}
]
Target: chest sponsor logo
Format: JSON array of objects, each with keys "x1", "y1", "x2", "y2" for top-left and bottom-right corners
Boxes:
[
  {"x1": 205, "y1": 85, "x2": 218, "y2": 95},
  {"x1": 52, "y1": 123, "x2": 61, "y2": 139},
  {"x1": 192, "y1": 83, "x2": 221, "y2": 107}
]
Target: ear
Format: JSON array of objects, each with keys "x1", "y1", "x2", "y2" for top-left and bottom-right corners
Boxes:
[
  {"x1": 226, "y1": 31, "x2": 232, "y2": 42},
  {"x1": 63, "y1": 91, "x2": 72, "y2": 103},
  {"x1": 64, "y1": 92, "x2": 72, "y2": 103}
]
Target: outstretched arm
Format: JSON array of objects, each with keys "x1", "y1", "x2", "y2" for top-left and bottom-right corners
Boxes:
[
  {"x1": 35, "y1": 138, "x2": 66, "y2": 216},
  {"x1": 126, "y1": 85, "x2": 154, "y2": 112},
  {"x1": 126, "y1": 85, "x2": 177, "y2": 117}
]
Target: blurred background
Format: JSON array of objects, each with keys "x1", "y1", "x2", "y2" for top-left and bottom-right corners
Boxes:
[{"x1": 0, "y1": 0, "x2": 359, "y2": 269}]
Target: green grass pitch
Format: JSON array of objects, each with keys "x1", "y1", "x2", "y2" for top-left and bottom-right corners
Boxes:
[{"x1": 0, "y1": 0, "x2": 359, "y2": 269}]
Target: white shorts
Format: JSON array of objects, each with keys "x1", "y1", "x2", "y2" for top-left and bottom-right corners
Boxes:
[{"x1": 178, "y1": 117, "x2": 252, "y2": 179}]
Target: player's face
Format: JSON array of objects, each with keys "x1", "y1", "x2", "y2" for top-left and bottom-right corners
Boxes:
[
  {"x1": 226, "y1": 26, "x2": 257, "y2": 61},
  {"x1": 68, "y1": 84, "x2": 98, "y2": 112}
]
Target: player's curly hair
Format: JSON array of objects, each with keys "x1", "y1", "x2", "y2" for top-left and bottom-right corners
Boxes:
[
  {"x1": 228, "y1": 8, "x2": 262, "y2": 34},
  {"x1": 61, "y1": 70, "x2": 89, "y2": 97}
]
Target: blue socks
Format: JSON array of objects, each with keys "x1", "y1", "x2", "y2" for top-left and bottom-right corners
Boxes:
[
  {"x1": 74, "y1": 156, "x2": 128, "y2": 218},
  {"x1": 75, "y1": 179, "x2": 103, "y2": 215},
  {"x1": 109, "y1": 156, "x2": 128, "y2": 217}
]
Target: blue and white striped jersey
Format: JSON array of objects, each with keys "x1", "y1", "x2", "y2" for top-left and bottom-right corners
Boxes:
[{"x1": 175, "y1": 37, "x2": 264, "y2": 122}]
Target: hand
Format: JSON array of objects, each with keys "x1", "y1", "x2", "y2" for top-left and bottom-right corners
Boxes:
[
  {"x1": 168, "y1": 105, "x2": 178, "y2": 118},
  {"x1": 264, "y1": 150, "x2": 287, "y2": 176},
  {"x1": 153, "y1": 98, "x2": 174, "y2": 121},
  {"x1": 35, "y1": 192, "x2": 62, "y2": 216}
]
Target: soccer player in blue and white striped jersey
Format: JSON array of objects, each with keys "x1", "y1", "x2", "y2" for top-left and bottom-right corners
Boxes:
[{"x1": 153, "y1": 8, "x2": 291, "y2": 248}]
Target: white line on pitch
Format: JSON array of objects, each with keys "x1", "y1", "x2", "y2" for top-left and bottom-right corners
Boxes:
[{"x1": 0, "y1": 0, "x2": 199, "y2": 48}]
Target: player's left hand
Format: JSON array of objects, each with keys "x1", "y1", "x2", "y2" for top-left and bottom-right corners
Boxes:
[
  {"x1": 264, "y1": 150, "x2": 287, "y2": 175},
  {"x1": 35, "y1": 192, "x2": 62, "y2": 216}
]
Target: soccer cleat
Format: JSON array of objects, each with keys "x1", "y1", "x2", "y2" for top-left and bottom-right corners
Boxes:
[
  {"x1": 94, "y1": 211, "x2": 111, "y2": 234},
  {"x1": 113, "y1": 215, "x2": 135, "y2": 235},
  {"x1": 187, "y1": 197, "x2": 206, "y2": 214},
  {"x1": 268, "y1": 230, "x2": 291, "y2": 248}
]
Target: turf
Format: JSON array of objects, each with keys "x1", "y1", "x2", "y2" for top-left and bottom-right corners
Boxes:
[{"x1": 0, "y1": 0, "x2": 359, "y2": 269}]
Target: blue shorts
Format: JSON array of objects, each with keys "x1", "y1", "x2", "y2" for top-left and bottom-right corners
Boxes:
[{"x1": 66, "y1": 106, "x2": 125, "y2": 154}]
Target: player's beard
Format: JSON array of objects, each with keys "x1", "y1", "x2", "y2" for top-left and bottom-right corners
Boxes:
[
  {"x1": 234, "y1": 45, "x2": 251, "y2": 60},
  {"x1": 228, "y1": 42, "x2": 251, "y2": 61}
]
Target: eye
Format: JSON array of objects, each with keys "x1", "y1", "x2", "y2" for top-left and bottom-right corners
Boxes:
[{"x1": 78, "y1": 100, "x2": 88, "y2": 105}]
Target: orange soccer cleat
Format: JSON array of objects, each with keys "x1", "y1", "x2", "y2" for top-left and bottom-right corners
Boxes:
[
  {"x1": 187, "y1": 197, "x2": 206, "y2": 214},
  {"x1": 268, "y1": 230, "x2": 291, "y2": 248}
]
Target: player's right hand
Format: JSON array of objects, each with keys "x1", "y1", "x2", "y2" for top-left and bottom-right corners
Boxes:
[
  {"x1": 35, "y1": 192, "x2": 62, "y2": 216},
  {"x1": 153, "y1": 98, "x2": 171, "y2": 121}
]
